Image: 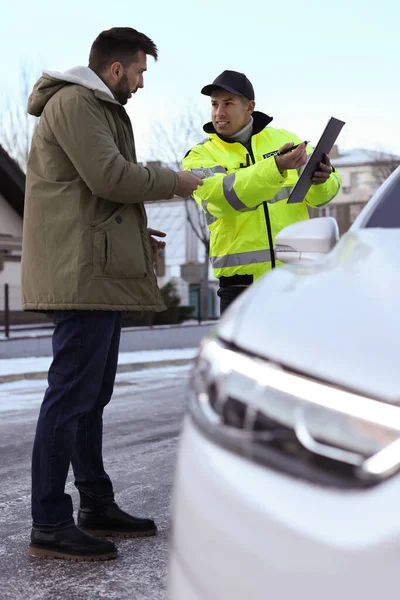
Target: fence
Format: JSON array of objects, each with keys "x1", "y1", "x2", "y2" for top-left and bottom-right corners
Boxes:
[
  {"x1": 0, "y1": 283, "x2": 217, "y2": 339},
  {"x1": 0, "y1": 284, "x2": 23, "y2": 338},
  {"x1": 0, "y1": 284, "x2": 52, "y2": 338}
]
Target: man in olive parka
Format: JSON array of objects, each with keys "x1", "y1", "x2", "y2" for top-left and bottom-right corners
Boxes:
[{"x1": 23, "y1": 26, "x2": 202, "y2": 561}]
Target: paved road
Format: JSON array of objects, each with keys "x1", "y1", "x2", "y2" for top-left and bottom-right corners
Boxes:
[{"x1": 0, "y1": 364, "x2": 192, "y2": 600}]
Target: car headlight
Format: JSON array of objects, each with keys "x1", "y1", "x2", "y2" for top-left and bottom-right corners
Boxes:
[{"x1": 188, "y1": 336, "x2": 400, "y2": 488}]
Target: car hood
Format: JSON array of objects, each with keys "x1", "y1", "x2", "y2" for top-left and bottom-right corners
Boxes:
[{"x1": 217, "y1": 228, "x2": 400, "y2": 404}]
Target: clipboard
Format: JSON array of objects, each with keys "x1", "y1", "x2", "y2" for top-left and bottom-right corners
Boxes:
[{"x1": 287, "y1": 117, "x2": 345, "y2": 204}]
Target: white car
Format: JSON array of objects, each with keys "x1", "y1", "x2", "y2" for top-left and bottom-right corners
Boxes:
[{"x1": 168, "y1": 167, "x2": 400, "y2": 600}]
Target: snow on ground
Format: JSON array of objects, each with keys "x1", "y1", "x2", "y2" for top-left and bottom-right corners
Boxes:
[
  {"x1": 0, "y1": 347, "x2": 198, "y2": 377},
  {"x1": 0, "y1": 363, "x2": 192, "y2": 413},
  {"x1": 0, "y1": 330, "x2": 52, "y2": 340}
]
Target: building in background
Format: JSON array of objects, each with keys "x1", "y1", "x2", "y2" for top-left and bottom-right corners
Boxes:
[
  {"x1": 146, "y1": 196, "x2": 219, "y2": 319},
  {"x1": 0, "y1": 145, "x2": 24, "y2": 319},
  {"x1": 309, "y1": 146, "x2": 400, "y2": 233}
]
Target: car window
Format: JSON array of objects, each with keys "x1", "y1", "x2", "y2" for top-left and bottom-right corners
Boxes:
[{"x1": 364, "y1": 170, "x2": 400, "y2": 228}]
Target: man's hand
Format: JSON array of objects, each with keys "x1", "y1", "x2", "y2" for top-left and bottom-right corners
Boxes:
[
  {"x1": 148, "y1": 228, "x2": 166, "y2": 260},
  {"x1": 176, "y1": 171, "x2": 203, "y2": 197},
  {"x1": 275, "y1": 142, "x2": 308, "y2": 173},
  {"x1": 312, "y1": 153, "x2": 333, "y2": 185}
]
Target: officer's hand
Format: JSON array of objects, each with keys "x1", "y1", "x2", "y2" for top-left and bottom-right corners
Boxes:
[
  {"x1": 312, "y1": 154, "x2": 333, "y2": 185},
  {"x1": 275, "y1": 142, "x2": 308, "y2": 173},
  {"x1": 176, "y1": 171, "x2": 203, "y2": 197}
]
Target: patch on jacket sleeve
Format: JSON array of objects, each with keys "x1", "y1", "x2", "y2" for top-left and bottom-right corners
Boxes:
[{"x1": 263, "y1": 149, "x2": 279, "y2": 159}]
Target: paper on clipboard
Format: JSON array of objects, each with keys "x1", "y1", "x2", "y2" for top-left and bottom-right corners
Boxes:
[{"x1": 287, "y1": 117, "x2": 345, "y2": 205}]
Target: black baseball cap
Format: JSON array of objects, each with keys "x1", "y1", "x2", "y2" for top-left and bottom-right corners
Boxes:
[{"x1": 201, "y1": 70, "x2": 255, "y2": 101}]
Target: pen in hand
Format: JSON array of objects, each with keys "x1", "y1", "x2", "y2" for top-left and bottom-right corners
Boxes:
[{"x1": 275, "y1": 141, "x2": 309, "y2": 157}]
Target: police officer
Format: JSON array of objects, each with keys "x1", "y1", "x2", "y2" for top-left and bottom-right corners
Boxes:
[{"x1": 183, "y1": 70, "x2": 341, "y2": 313}]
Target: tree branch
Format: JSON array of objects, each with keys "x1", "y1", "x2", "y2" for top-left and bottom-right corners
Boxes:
[
  {"x1": 0, "y1": 59, "x2": 41, "y2": 172},
  {"x1": 370, "y1": 151, "x2": 400, "y2": 186},
  {"x1": 148, "y1": 108, "x2": 210, "y2": 251},
  {"x1": 184, "y1": 198, "x2": 205, "y2": 244}
]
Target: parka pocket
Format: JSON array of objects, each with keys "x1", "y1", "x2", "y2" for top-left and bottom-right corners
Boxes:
[
  {"x1": 92, "y1": 231, "x2": 109, "y2": 277},
  {"x1": 91, "y1": 206, "x2": 147, "y2": 280}
]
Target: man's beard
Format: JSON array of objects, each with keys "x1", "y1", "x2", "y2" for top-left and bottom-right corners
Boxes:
[{"x1": 114, "y1": 73, "x2": 132, "y2": 105}]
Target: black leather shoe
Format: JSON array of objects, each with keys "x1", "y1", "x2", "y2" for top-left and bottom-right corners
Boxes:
[
  {"x1": 78, "y1": 492, "x2": 157, "y2": 538},
  {"x1": 28, "y1": 522, "x2": 117, "y2": 561}
]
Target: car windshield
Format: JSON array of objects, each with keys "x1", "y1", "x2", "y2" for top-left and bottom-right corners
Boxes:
[{"x1": 364, "y1": 168, "x2": 400, "y2": 228}]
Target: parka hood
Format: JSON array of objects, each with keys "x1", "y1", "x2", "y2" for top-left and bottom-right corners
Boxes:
[{"x1": 27, "y1": 66, "x2": 114, "y2": 117}]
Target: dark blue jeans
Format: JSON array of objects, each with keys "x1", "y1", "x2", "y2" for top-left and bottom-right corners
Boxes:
[{"x1": 31, "y1": 310, "x2": 122, "y2": 527}]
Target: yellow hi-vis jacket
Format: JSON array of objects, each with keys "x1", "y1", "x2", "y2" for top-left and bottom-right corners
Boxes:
[{"x1": 182, "y1": 111, "x2": 342, "y2": 281}]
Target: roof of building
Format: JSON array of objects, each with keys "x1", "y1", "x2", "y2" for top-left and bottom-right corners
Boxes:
[
  {"x1": 0, "y1": 145, "x2": 25, "y2": 217},
  {"x1": 332, "y1": 148, "x2": 400, "y2": 168}
]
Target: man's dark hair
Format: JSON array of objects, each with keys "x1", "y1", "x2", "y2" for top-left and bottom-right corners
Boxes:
[{"x1": 89, "y1": 27, "x2": 158, "y2": 73}]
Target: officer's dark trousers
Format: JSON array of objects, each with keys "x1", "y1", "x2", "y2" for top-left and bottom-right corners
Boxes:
[
  {"x1": 217, "y1": 275, "x2": 254, "y2": 315},
  {"x1": 217, "y1": 286, "x2": 248, "y2": 314},
  {"x1": 31, "y1": 310, "x2": 122, "y2": 527}
]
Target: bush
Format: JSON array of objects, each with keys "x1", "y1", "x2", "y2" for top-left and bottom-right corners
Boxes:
[
  {"x1": 153, "y1": 281, "x2": 194, "y2": 325},
  {"x1": 122, "y1": 281, "x2": 195, "y2": 327}
]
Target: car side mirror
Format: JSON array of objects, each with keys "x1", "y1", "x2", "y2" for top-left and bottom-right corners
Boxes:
[{"x1": 275, "y1": 217, "x2": 339, "y2": 264}]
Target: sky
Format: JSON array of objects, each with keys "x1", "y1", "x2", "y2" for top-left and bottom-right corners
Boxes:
[{"x1": 0, "y1": 0, "x2": 399, "y2": 162}]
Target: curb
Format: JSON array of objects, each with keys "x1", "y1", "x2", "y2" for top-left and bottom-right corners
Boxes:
[{"x1": 0, "y1": 357, "x2": 195, "y2": 385}]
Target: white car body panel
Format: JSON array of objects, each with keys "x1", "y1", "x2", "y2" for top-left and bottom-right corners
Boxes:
[
  {"x1": 170, "y1": 421, "x2": 400, "y2": 600},
  {"x1": 218, "y1": 229, "x2": 400, "y2": 403},
  {"x1": 168, "y1": 166, "x2": 400, "y2": 600}
]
